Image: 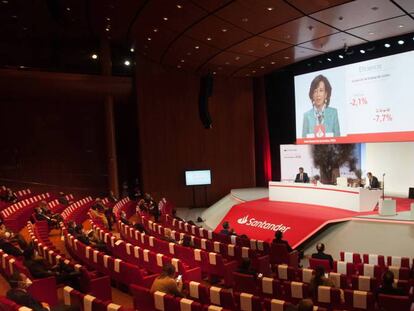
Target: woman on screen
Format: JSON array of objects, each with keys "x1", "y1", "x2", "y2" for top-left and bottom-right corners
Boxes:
[{"x1": 302, "y1": 75, "x2": 340, "y2": 138}]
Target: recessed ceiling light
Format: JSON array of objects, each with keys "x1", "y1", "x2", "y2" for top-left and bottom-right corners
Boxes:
[
  {"x1": 327, "y1": 58, "x2": 332, "y2": 62},
  {"x1": 260, "y1": 66, "x2": 265, "y2": 69},
  {"x1": 163, "y1": 17, "x2": 168, "y2": 21},
  {"x1": 153, "y1": 28, "x2": 158, "y2": 32},
  {"x1": 206, "y1": 37, "x2": 212, "y2": 41},
  {"x1": 11, "y1": 15, "x2": 17, "y2": 18},
  {"x1": 2, "y1": 0, "x2": 9, "y2": 3},
  {"x1": 360, "y1": 49, "x2": 365, "y2": 54},
  {"x1": 186, "y1": 52, "x2": 192, "y2": 56},
  {"x1": 194, "y1": 46, "x2": 200, "y2": 49},
  {"x1": 264, "y1": 42, "x2": 270, "y2": 47},
  {"x1": 398, "y1": 40, "x2": 404, "y2": 45},
  {"x1": 339, "y1": 54, "x2": 344, "y2": 59},
  {"x1": 267, "y1": 7, "x2": 274, "y2": 11},
  {"x1": 124, "y1": 60, "x2": 131, "y2": 66},
  {"x1": 225, "y1": 61, "x2": 230, "y2": 65},
  {"x1": 398, "y1": 24, "x2": 404, "y2": 28},
  {"x1": 271, "y1": 61, "x2": 276, "y2": 65},
  {"x1": 177, "y1": 65, "x2": 181, "y2": 68},
  {"x1": 176, "y1": 4, "x2": 183, "y2": 9},
  {"x1": 221, "y1": 28, "x2": 228, "y2": 32},
  {"x1": 242, "y1": 17, "x2": 248, "y2": 22},
  {"x1": 235, "y1": 56, "x2": 240, "y2": 60},
  {"x1": 66, "y1": 7, "x2": 71, "y2": 11},
  {"x1": 384, "y1": 43, "x2": 391, "y2": 48},
  {"x1": 106, "y1": 17, "x2": 111, "y2": 21},
  {"x1": 213, "y1": 71, "x2": 217, "y2": 75},
  {"x1": 180, "y1": 59, "x2": 185, "y2": 63},
  {"x1": 246, "y1": 74, "x2": 250, "y2": 77},
  {"x1": 252, "y1": 70, "x2": 256, "y2": 73},
  {"x1": 248, "y1": 49, "x2": 254, "y2": 53},
  {"x1": 105, "y1": 27, "x2": 110, "y2": 32},
  {"x1": 368, "y1": 32, "x2": 375, "y2": 35},
  {"x1": 284, "y1": 56, "x2": 290, "y2": 60},
  {"x1": 147, "y1": 37, "x2": 152, "y2": 41},
  {"x1": 91, "y1": 54, "x2": 98, "y2": 60},
  {"x1": 130, "y1": 48, "x2": 135, "y2": 52}
]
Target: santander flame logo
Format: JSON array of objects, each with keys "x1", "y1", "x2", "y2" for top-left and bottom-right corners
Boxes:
[{"x1": 237, "y1": 215, "x2": 249, "y2": 224}]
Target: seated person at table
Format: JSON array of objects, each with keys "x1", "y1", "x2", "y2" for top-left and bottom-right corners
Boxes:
[
  {"x1": 295, "y1": 167, "x2": 309, "y2": 183},
  {"x1": 375, "y1": 271, "x2": 405, "y2": 298},
  {"x1": 308, "y1": 265, "x2": 335, "y2": 299},
  {"x1": 366, "y1": 172, "x2": 380, "y2": 189},
  {"x1": 236, "y1": 258, "x2": 257, "y2": 277},
  {"x1": 272, "y1": 231, "x2": 292, "y2": 252},
  {"x1": 311, "y1": 243, "x2": 333, "y2": 269},
  {"x1": 150, "y1": 263, "x2": 184, "y2": 297},
  {"x1": 220, "y1": 221, "x2": 236, "y2": 236}
]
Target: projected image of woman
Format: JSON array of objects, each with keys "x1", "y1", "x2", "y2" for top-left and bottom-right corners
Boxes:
[{"x1": 302, "y1": 75, "x2": 340, "y2": 138}]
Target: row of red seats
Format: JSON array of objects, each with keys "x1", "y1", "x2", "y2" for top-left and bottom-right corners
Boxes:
[
  {"x1": 48, "y1": 194, "x2": 75, "y2": 214},
  {"x1": 340, "y1": 251, "x2": 414, "y2": 268},
  {"x1": 61, "y1": 197, "x2": 93, "y2": 224},
  {"x1": 0, "y1": 296, "x2": 28, "y2": 311},
  {"x1": 27, "y1": 221, "x2": 112, "y2": 301},
  {"x1": 90, "y1": 219, "x2": 202, "y2": 282}
]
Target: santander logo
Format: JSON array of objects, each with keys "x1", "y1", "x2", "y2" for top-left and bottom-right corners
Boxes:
[{"x1": 235, "y1": 215, "x2": 291, "y2": 233}]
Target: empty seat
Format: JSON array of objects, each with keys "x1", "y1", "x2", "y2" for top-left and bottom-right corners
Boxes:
[
  {"x1": 309, "y1": 258, "x2": 332, "y2": 272},
  {"x1": 351, "y1": 275, "x2": 378, "y2": 292},
  {"x1": 340, "y1": 251, "x2": 361, "y2": 264},
  {"x1": 344, "y1": 289, "x2": 375, "y2": 310},
  {"x1": 378, "y1": 294, "x2": 411, "y2": 311}
]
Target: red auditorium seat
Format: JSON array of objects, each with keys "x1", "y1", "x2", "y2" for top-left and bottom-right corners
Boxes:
[
  {"x1": 232, "y1": 272, "x2": 258, "y2": 295},
  {"x1": 315, "y1": 286, "x2": 342, "y2": 310},
  {"x1": 362, "y1": 254, "x2": 385, "y2": 266},
  {"x1": 356, "y1": 263, "x2": 382, "y2": 280},
  {"x1": 351, "y1": 275, "x2": 378, "y2": 292},
  {"x1": 273, "y1": 264, "x2": 296, "y2": 281},
  {"x1": 258, "y1": 277, "x2": 282, "y2": 299},
  {"x1": 233, "y1": 292, "x2": 262, "y2": 311},
  {"x1": 309, "y1": 258, "x2": 332, "y2": 272},
  {"x1": 387, "y1": 256, "x2": 410, "y2": 268},
  {"x1": 333, "y1": 261, "x2": 355, "y2": 277},
  {"x1": 269, "y1": 243, "x2": 298, "y2": 267},
  {"x1": 262, "y1": 298, "x2": 294, "y2": 311},
  {"x1": 340, "y1": 251, "x2": 362, "y2": 264},
  {"x1": 344, "y1": 289, "x2": 375, "y2": 310},
  {"x1": 378, "y1": 294, "x2": 411, "y2": 311},
  {"x1": 297, "y1": 268, "x2": 314, "y2": 284},
  {"x1": 0, "y1": 296, "x2": 23, "y2": 311},
  {"x1": 387, "y1": 266, "x2": 410, "y2": 280},
  {"x1": 282, "y1": 281, "x2": 310, "y2": 304},
  {"x1": 327, "y1": 272, "x2": 347, "y2": 289}
]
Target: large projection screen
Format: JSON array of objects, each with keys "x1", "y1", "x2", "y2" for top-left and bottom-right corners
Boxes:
[{"x1": 295, "y1": 50, "x2": 414, "y2": 144}]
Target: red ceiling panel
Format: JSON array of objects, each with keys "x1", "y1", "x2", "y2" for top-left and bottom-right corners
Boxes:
[
  {"x1": 310, "y1": 0, "x2": 405, "y2": 31},
  {"x1": 299, "y1": 32, "x2": 366, "y2": 52},
  {"x1": 216, "y1": 0, "x2": 303, "y2": 34},
  {"x1": 285, "y1": 0, "x2": 353, "y2": 14},
  {"x1": 262, "y1": 16, "x2": 338, "y2": 45},
  {"x1": 228, "y1": 36, "x2": 291, "y2": 58},
  {"x1": 185, "y1": 15, "x2": 251, "y2": 49}
]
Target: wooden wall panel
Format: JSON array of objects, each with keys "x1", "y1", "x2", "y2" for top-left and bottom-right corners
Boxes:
[{"x1": 136, "y1": 58, "x2": 255, "y2": 206}]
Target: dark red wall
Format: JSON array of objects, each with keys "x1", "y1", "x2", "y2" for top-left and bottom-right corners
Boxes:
[{"x1": 136, "y1": 58, "x2": 256, "y2": 206}]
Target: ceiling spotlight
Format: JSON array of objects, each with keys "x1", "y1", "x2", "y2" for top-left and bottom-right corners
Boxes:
[
  {"x1": 66, "y1": 7, "x2": 71, "y2": 11},
  {"x1": 260, "y1": 66, "x2": 265, "y2": 69},
  {"x1": 105, "y1": 27, "x2": 110, "y2": 32},
  {"x1": 206, "y1": 37, "x2": 212, "y2": 41},
  {"x1": 267, "y1": 7, "x2": 274, "y2": 11},
  {"x1": 225, "y1": 61, "x2": 230, "y2": 65},
  {"x1": 242, "y1": 17, "x2": 248, "y2": 22},
  {"x1": 338, "y1": 54, "x2": 344, "y2": 59},
  {"x1": 106, "y1": 17, "x2": 111, "y2": 21},
  {"x1": 398, "y1": 24, "x2": 404, "y2": 28},
  {"x1": 153, "y1": 28, "x2": 158, "y2": 32},
  {"x1": 384, "y1": 43, "x2": 391, "y2": 48},
  {"x1": 147, "y1": 37, "x2": 152, "y2": 41},
  {"x1": 2, "y1": 0, "x2": 9, "y2": 3},
  {"x1": 186, "y1": 52, "x2": 191, "y2": 56},
  {"x1": 271, "y1": 61, "x2": 276, "y2": 65},
  {"x1": 327, "y1": 58, "x2": 332, "y2": 62},
  {"x1": 235, "y1": 56, "x2": 240, "y2": 60},
  {"x1": 177, "y1": 65, "x2": 181, "y2": 68},
  {"x1": 194, "y1": 46, "x2": 200, "y2": 49},
  {"x1": 163, "y1": 17, "x2": 168, "y2": 21},
  {"x1": 221, "y1": 28, "x2": 228, "y2": 32},
  {"x1": 91, "y1": 54, "x2": 98, "y2": 60},
  {"x1": 360, "y1": 49, "x2": 365, "y2": 54},
  {"x1": 130, "y1": 48, "x2": 135, "y2": 52},
  {"x1": 176, "y1": 4, "x2": 182, "y2": 9},
  {"x1": 213, "y1": 71, "x2": 217, "y2": 75},
  {"x1": 252, "y1": 70, "x2": 256, "y2": 73},
  {"x1": 124, "y1": 60, "x2": 131, "y2": 66},
  {"x1": 284, "y1": 56, "x2": 290, "y2": 60},
  {"x1": 398, "y1": 40, "x2": 404, "y2": 45},
  {"x1": 180, "y1": 59, "x2": 185, "y2": 63}
]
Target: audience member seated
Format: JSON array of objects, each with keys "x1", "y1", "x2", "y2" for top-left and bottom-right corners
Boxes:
[
  {"x1": 7, "y1": 271, "x2": 78, "y2": 311},
  {"x1": 89, "y1": 200, "x2": 109, "y2": 229},
  {"x1": 150, "y1": 263, "x2": 184, "y2": 297},
  {"x1": 308, "y1": 266, "x2": 334, "y2": 299},
  {"x1": 137, "y1": 193, "x2": 156, "y2": 214},
  {"x1": 375, "y1": 270, "x2": 405, "y2": 298},
  {"x1": 0, "y1": 223, "x2": 24, "y2": 256},
  {"x1": 37, "y1": 201, "x2": 63, "y2": 227},
  {"x1": 272, "y1": 231, "x2": 293, "y2": 252},
  {"x1": 0, "y1": 221, "x2": 27, "y2": 251},
  {"x1": 161, "y1": 228, "x2": 176, "y2": 243},
  {"x1": 120, "y1": 211, "x2": 131, "y2": 225},
  {"x1": 103, "y1": 203, "x2": 114, "y2": 231},
  {"x1": 171, "y1": 209, "x2": 184, "y2": 222},
  {"x1": 236, "y1": 258, "x2": 257, "y2": 278},
  {"x1": 179, "y1": 235, "x2": 194, "y2": 248},
  {"x1": 297, "y1": 299, "x2": 314, "y2": 311},
  {"x1": 66, "y1": 221, "x2": 77, "y2": 235},
  {"x1": 133, "y1": 222, "x2": 147, "y2": 234},
  {"x1": 34, "y1": 207, "x2": 59, "y2": 229},
  {"x1": 108, "y1": 190, "x2": 118, "y2": 203},
  {"x1": 0, "y1": 188, "x2": 17, "y2": 203},
  {"x1": 311, "y1": 243, "x2": 334, "y2": 269},
  {"x1": 73, "y1": 224, "x2": 106, "y2": 252},
  {"x1": 57, "y1": 192, "x2": 69, "y2": 206},
  {"x1": 220, "y1": 221, "x2": 236, "y2": 236}
]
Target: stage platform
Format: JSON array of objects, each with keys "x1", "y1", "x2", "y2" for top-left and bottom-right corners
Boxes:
[{"x1": 205, "y1": 188, "x2": 414, "y2": 249}]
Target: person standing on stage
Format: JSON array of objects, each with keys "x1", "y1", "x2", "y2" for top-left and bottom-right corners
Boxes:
[
  {"x1": 366, "y1": 172, "x2": 380, "y2": 189},
  {"x1": 295, "y1": 167, "x2": 310, "y2": 183}
]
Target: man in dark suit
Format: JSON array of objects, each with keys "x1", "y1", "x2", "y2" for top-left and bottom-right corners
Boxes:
[
  {"x1": 295, "y1": 167, "x2": 309, "y2": 183},
  {"x1": 367, "y1": 172, "x2": 380, "y2": 189},
  {"x1": 311, "y1": 243, "x2": 333, "y2": 269},
  {"x1": 272, "y1": 231, "x2": 293, "y2": 252}
]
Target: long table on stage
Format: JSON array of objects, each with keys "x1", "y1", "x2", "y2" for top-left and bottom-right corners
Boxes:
[{"x1": 269, "y1": 181, "x2": 382, "y2": 212}]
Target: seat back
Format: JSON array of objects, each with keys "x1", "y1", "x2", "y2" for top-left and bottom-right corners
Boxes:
[
  {"x1": 356, "y1": 264, "x2": 382, "y2": 280},
  {"x1": 309, "y1": 258, "x2": 332, "y2": 272},
  {"x1": 262, "y1": 298, "x2": 294, "y2": 311},
  {"x1": 258, "y1": 277, "x2": 282, "y2": 299},
  {"x1": 362, "y1": 254, "x2": 385, "y2": 266},
  {"x1": 378, "y1": 294, "x2": 411, "y2": 311},
  {"x1": 334, "y1": 261, "x2": 355, "y2": 277},
  {"x1": 340, "y1": 251, "x2": 361, "y2": 264},
  {"x1": 351, "y1": 275, "x2": 378, "y2": 292},
  {"x1": 315, "y1": 286, "x2": 341, "y2": 309},
  {"x1": 233, "y1": 292, "x2": 262, "y2": 311},
  {"x1": 232, "y1": 272, "x2": 258, "y2": 295},
  {"x1": 387, "y1": 256, "x2": 410, "y2": 268},
  {"x1": 283, "y1": 281, "x2": 309, "y2": 304},
  {"x1": 274, "y1": 264, "x2": 296, "y2": 281},
  {"x1": 344, "y1": 290, "x2": 375, "y2": 310}
]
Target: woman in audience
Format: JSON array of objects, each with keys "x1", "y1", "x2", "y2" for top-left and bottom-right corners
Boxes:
[{"x1": 150, "y1": 263, "x2": 184, "y2": 297}]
